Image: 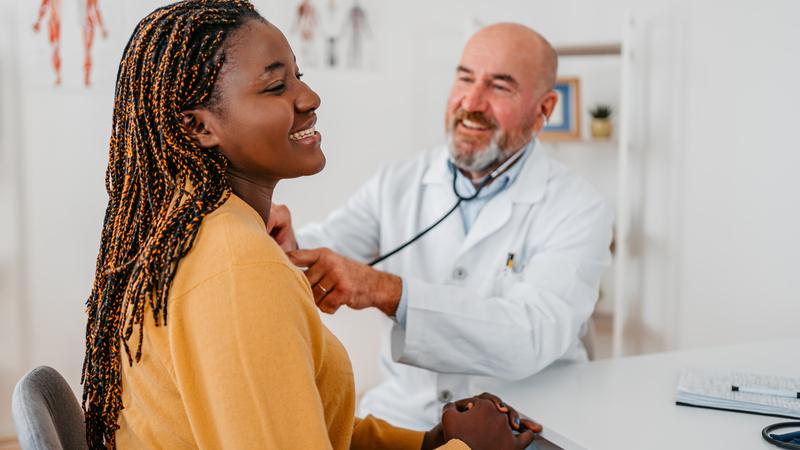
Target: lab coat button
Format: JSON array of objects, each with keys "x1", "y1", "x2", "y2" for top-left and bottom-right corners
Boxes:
[
  {"x1": 452, "y1": 267, "x2": 467, "y2": 280},
  {"x1": 438, "y1": 390, "x2": 454, "y2": 403}
]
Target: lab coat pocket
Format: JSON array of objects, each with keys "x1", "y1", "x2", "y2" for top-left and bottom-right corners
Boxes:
[{"x1": 492, "y1": 267, "x2": 523, "y2": 297}]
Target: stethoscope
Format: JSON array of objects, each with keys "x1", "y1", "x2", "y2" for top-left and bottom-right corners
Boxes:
[
  {"x1": 763, "y1": 422, "x2": 800, "y2": 449},
  {"x1": 367, "y1": 146, "x2": 528, "y2": 267}
]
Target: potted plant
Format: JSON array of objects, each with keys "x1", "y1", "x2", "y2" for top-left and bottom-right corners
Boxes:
[{"x1": 589, "y1": 104, "x2": 613, "y2": 139}]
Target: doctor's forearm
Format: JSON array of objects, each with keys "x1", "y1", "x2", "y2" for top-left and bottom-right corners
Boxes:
[{"x1": 394, "y1": 278, "x2": 585, "y2": 378}]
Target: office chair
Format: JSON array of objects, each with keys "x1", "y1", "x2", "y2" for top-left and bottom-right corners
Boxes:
[{"x1": 11, "y1": 366, "x2": 88, "y2": 450}]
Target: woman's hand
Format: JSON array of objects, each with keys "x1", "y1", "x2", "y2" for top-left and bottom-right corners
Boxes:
[
  {"x1": 422, "y1": 394, "x2": 542, "y2": 450},
  {"x1": 454, "y1": 392, "x2": 542, "y2": 434}
]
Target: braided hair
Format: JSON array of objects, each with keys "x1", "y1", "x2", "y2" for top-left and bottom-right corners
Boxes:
[{"x1": 81, "y1": 1, "x2": 263, "y2": 447}]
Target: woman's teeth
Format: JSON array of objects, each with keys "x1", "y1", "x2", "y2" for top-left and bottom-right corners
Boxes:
[
  {"x1": 461, "y1": 119, "x2": 489, "y2": 130},
  {"x1": 289, "y1": 127, "x2": 316, "y2": 141}
]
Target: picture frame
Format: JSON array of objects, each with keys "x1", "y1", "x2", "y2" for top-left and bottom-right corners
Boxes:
[{"x1": 540, "y1": 77, "x2": 581, "y2": 141}]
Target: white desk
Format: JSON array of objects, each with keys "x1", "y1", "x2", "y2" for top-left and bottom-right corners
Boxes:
[{"x1": 496, "y1": 339, "x2": 799, "y2": 450}]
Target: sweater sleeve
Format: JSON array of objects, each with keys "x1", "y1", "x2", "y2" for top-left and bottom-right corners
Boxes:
[
  {"x1": 166, "y1": 262, "x2": 334, "y2": 449},
  {"x1": 351, "y1": 416, "x2": 470, "y2": 450}
]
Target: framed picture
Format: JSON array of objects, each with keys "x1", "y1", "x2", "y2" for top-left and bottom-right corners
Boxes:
[{"x1": 541, "y1": 77, "x2": 581, "y2": 141}]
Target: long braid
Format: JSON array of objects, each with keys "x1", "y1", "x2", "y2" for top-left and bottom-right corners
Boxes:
[{"x1": 81, "y1": 1, "x2": 263, "y2": 447}]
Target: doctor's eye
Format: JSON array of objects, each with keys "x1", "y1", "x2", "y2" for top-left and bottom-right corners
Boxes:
[{"x1": 492, "y1": 84, "x2": 511, "y2": 92}]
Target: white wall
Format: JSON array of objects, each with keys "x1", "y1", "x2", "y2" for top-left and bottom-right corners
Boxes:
[
  {"x1": 2, "y1": 0, "x2": 799, "y2": 437},
  {"x1": 676, "y1": 2, "x2": 800, "y2": 347},
  {"x1": 0, "y1": 0, "x2": 26, "y2": 436}
]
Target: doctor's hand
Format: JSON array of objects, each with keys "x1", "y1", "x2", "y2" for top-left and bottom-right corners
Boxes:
[
  {"x1": 287, "y1": 247, "x2": 402, "y2": 316},
  {"x1": 266, "y1": 203, "x2": 298, "y2": 252},
  {"x1": 423, "y1": 398, "x2": 537, "y2": 450}
]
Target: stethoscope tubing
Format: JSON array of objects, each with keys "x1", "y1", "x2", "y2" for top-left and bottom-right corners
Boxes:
[
  {"x1": 367, "y1": 149, "x2": 527, "y2": 267},
  {"x1": 763, "y1": 422, "x2": 800, "y2": 449}
]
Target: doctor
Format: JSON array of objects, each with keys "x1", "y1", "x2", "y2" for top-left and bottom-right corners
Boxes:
[{"x1": 270, "y1": 22, "x2": 614, "y2": 429}]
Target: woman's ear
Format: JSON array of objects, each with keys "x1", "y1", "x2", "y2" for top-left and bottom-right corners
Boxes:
[{"x1": 181, "y1": 109, "x2": 222, "y2": 149}]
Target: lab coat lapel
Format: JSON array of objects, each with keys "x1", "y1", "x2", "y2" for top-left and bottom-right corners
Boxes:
[
  {"x1": 457, "y1": 144, "x2": 549, "y2": 257},
  {"x1": 420, "y1": 148, "x2": 466, "y2": 244},
  {"x1": 459, "y1": 193, "x2": 513, "y2": 256}
]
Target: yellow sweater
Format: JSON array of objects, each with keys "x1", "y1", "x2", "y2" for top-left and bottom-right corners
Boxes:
[{"x1": 116, "y1": 194, "x2": 467, "y2": 450}]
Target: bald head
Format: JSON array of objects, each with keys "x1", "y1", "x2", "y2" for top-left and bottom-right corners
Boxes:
[{"x1": 464, "y1": 23, "x2": 558, "y2": 95}]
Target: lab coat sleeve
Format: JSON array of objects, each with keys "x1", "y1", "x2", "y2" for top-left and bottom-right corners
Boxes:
[
  {"x1": 296, "y1": 169, "x2": 384, "y2": 262},
  {"x1": 391, "y1": 198, "x2": 613, "y2": 380}
]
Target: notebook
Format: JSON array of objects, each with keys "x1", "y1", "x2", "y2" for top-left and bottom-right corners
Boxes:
[{"x1": 676, "y1": 368, "x2": 800, "y2": 419}]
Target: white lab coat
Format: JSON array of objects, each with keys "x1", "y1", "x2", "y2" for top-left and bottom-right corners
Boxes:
[{"x1": 297, "y1": 143, "x2": 613, "y2": 430}]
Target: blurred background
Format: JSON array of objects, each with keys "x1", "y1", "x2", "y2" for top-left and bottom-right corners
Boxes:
[{"x1": 1, "y1": 0, "x2": 799, "y2": 443}]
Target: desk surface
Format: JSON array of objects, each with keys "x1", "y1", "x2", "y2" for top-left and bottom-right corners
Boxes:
[{"x1": 496, "y1": 338, "x2": 799, "y2": 450}]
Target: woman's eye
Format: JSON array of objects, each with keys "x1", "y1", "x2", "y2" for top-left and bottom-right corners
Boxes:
[{"x1": 263, "y1": 83, "x2": 286, "y2": 93}]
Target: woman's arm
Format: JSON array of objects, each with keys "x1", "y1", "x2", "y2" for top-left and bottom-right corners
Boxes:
[{"x1": 166, "y1": 262, "x2": 335, "y2": 449}]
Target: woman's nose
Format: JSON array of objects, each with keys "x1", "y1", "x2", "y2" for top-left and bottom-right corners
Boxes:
[{"x1": 296, "y1": 82, "x2": 321, "y2": 113}]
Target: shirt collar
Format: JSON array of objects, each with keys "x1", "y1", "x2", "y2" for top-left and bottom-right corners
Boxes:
[
  {"x1": 423, "y1": 139, "x2": 549, "y2": 205},
  {"x1": 446, "y1": 142, "x2": 533, "y2": 200}
]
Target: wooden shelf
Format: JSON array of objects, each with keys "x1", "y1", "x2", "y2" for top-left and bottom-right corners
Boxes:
[
  {"x1": 555, "y1": 43, "x2": 622, "y2": 57},
  {"x1": 543, "y1": 138, "x2": 619, "y2": 146}
]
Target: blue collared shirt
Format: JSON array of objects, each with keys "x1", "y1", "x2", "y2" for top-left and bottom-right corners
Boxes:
[{"x1": 395, "y1": 141, "x2": 535, "y2": 327}]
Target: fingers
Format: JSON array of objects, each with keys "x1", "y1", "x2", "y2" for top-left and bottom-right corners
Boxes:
[
  {"x1": 515, "y1": 429, "x2": 536, "y2": 449},
  {"x1": 440, "y1": 401, "x2": 458, "y2": 424},
  {"x1": 304, "y1": 261, "x2": 327, "y2": 289},
  {"x1": 271, "y1": 226, "x2": 297, "y2": 252},
  {"x1": 317, "y1": 295, "x2": 344, "y2": 314},
  {"x1": 477, "y1": 392, "x2": 509, "y2": 413},
  {"x1": 312, "y1": 274, "x2": 336, "y2": 305},
  {"x1": 453, "y1": 398, "x2": 475, "y2": 412},
  {"x1": 476, "y1": 392, "x2": 518, "y2": 429},
  {"x1": 473, "y1": 392, "x2": 542, "y2": 433},
  {"x1": 287, "y1": 248, "x2": 321, "y2": 268},
  {"x1": 520, "y1": 417, "x2": 542, "y2": 433},
  {"x1": 267, "y1": 204, "x2": 298, "y2": 252},
  {"x1": 266, "y1": 203, "x2": 291, "y2": 234}
]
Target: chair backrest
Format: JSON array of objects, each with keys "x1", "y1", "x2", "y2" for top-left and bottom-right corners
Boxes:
[{"x1": 11, "y1": 366, "x2": 88, "y2": 450}]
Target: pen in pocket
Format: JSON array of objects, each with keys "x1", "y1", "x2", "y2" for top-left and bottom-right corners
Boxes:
[{"x1": 505, "y1": 253, "x2": 515, "y2": 272}]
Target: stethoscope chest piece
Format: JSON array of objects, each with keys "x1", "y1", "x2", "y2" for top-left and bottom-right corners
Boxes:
[{"x1": 763, "y1": 422, "x2": 800, "y2": 449}]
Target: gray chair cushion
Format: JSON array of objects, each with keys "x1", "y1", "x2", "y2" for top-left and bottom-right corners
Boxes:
[{"x1": 11, "y1": 366, "x2": 88, "y2": 450}]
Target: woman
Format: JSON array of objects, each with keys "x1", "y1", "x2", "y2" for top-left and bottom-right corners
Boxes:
[{"x1": 81, "y1": 1, "x2": 541, "y2": 449}]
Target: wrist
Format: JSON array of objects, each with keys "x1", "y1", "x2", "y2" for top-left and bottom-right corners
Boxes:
[
  {"x1": 377, "y1": 272, "x2": 402, "y2": 317},
  {"x1": 421, "y1": 424, "x2": 445, "y2": 450}
]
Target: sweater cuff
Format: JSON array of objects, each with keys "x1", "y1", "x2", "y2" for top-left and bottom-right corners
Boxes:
[{"x1": 351, "y1": 415, "x2": 425, "y2": 450}]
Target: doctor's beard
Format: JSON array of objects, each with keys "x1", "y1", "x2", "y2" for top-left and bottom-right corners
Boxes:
[{"x1": 446, "y1": 132, "x2": 510, "y2": 174}]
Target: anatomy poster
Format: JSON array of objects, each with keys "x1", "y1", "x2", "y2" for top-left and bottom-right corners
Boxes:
[
  {"x1": 290, "y1": 0, "x2": 376, "y2": 71},
  {"x1": 32, "y1": 0, "x2": 110, "y2": 88}
]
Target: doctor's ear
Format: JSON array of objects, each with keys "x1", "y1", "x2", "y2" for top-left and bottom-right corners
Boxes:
[
  {"x1": 536, "y1": 91, "x2": 559, "y2": 132},
  {"x1": 181, "y1": 110, "x2": 222, "y2": 149}
]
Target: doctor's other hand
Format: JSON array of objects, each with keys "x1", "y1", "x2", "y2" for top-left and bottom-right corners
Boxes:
[
  {"x1": 287, "y1": 247, "x2": 402, "y2": 316},
  {"x1": 422, "y1": 398, "x2": 536, "y2": 450},
  {"x1": 266, "y1": 203, "x2": 298, "y2": 252}
]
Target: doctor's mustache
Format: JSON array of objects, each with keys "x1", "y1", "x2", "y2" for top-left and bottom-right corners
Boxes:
[{"x1": 449, "y1": 110, "x2": 497, "y2": 130}]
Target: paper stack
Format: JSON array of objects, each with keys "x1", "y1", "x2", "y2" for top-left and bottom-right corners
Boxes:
[{"x1": 676, "y1": 368, "x2": 800, "y2": 419}]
